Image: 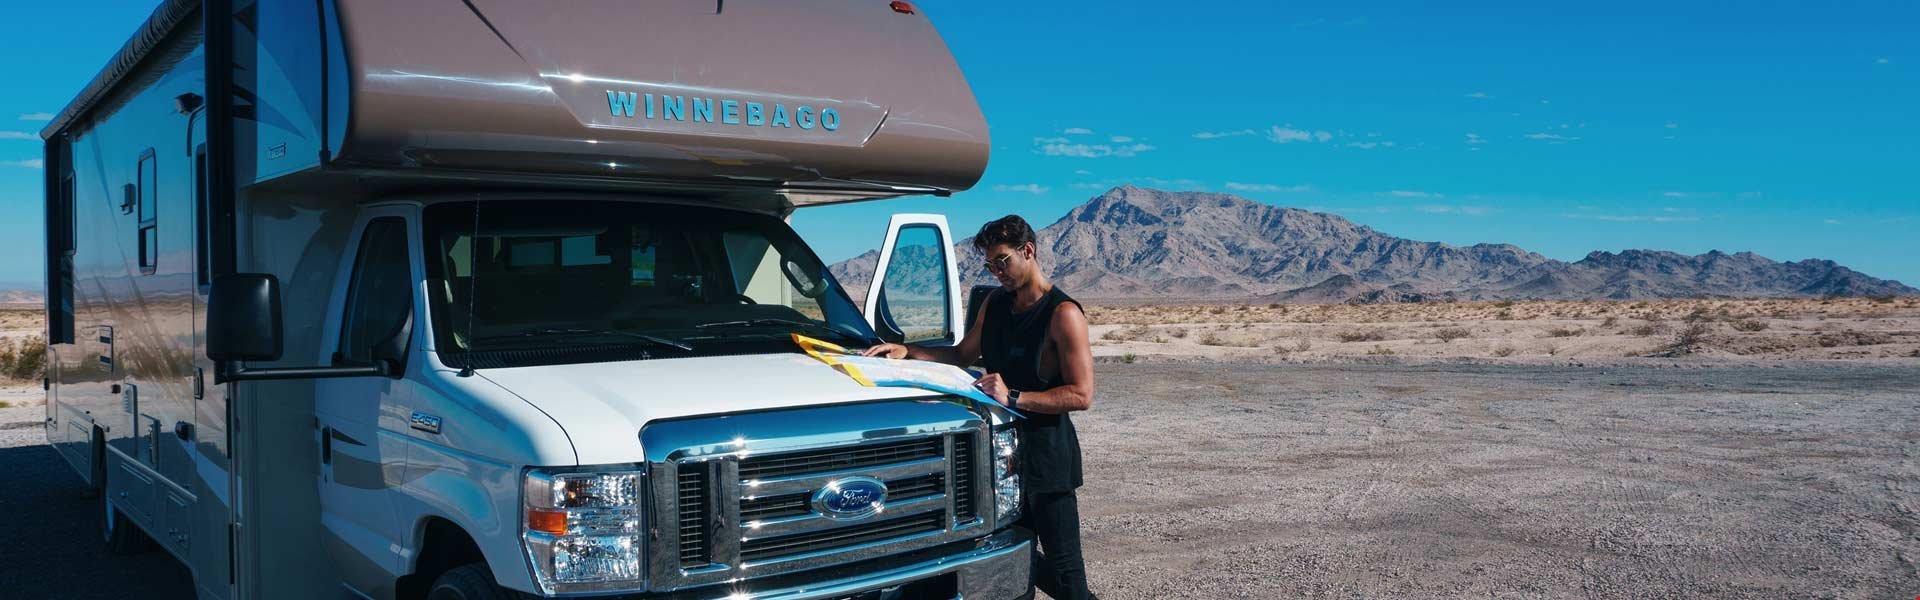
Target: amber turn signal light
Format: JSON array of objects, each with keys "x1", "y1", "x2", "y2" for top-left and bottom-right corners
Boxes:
[{"x1": 527, "y1": 509, "x2": 568, "y2": 535}]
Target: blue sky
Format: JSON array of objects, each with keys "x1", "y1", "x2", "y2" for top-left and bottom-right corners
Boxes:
[{"x1": 2, "y1": 1, "x2": 1915, "y2": 289}]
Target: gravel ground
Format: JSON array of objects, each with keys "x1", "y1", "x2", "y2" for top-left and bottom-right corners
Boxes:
[
  {"x1": 1075, "y1": 363, "x2": 1920, "y2": 599},
  {"x1": 3, "y1": 363, "x2": 1917, "y2": 599}
]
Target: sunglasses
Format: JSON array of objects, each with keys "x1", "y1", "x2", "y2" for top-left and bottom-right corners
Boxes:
[{"x1": 984, "y1": 253, "x2": 1015, "y2": 273}]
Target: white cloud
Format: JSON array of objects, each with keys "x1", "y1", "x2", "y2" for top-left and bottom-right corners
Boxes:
[
  {"x1": 1192, "y1": 129, "x2": 1257, "y2": 139},
  {"x1": 1562, "y1": 213, "x2": 1699, "y2": 223},
  {"x1": 0, "y1": 131, "x2": 36, "y2": 140},
  {"x1": 1070, "y1": 182, "x2": 1109, "y2": 190},
  {"x1": 1662, "y1": 191, "x2": 1689, "y2": 198},
  {"x1": 1540, "y1": 99, "x2": 1551, "y2": 105},
  {"x1": 1062, "y1": 127, "x2": 1094, "y2": 135},
  {"x1": 2, "y1": 159, "x2": 44, "y2": 169},
  {"x1": 1073, "y1": 169, "x2": 1092, "y2": 175},
  {"x1": 17, "y1": 112, "x2": 53, "y2": 121},
  {"x1": 1464, "y1": 133, "x2": 1487, "y2": 145},
  {"x1": 1876, "y1": 57, "x2": 1890, "y2": 65},
  {"x1": 1108, "y1": 135, "x2": 1133, "y2": 143},
  {"x1": 1224, "y1": 182, "x2": 1312, "y2": 193},
  {"x1": 1416, "y1": 205, "x2": 1490, "y2": 215},
  {"x1": 1386, "y1": 190, "x2": 1442, "y2": 198},
  {"x1": 992, "y1": 184, "x2": 1050, "y2": 194},
  {"x1": 1524, "y1": 132, "x2": 1580, "y2": 142},
  {"x1": 1345, "y1": 140, "x2": 1397, "y2": 149},
  {"x1": 1823, "y1": 219, "x2": 1844, "y2": 225},
  {"x1": 1267, "y1": 125, "x2": 1333, "y2": 144},
  {"x1": 1464, "y1": 91, "x2": 1491, "y2": 99},
  {"x1": 1664, "y1": 122, "x2": 1679, "y2": 129},
  {"x1": 1035, "y1": 140, "x2": 1156, "y2": 158}
]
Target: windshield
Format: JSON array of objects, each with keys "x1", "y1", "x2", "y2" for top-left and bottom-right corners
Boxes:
[{"x1": 422, "y1": 200, "x2": 877, "y2": 368}]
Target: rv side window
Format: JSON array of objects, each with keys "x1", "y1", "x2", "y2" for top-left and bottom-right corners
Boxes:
[
  {"x1": 137, "y1": 149, "x2": 157, "y2": 275},
  {"x1": 194, "y1": 144, "x2": 209, "y2": 288},
  {"x1": 339, "y1": 219, "x2": 413, "y2": 364}
]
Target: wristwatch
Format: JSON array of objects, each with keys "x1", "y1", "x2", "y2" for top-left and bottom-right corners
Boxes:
[{"x1": 1005, "y1": 389, "x2": 1021, "y2": 409}]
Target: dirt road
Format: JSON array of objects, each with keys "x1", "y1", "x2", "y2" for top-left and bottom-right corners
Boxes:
[{"x1": 2, "y1": 362, "x2": 1916, "y2": 598}]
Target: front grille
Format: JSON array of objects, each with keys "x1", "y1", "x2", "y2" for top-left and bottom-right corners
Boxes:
[
  {"x1": 739, "y1": 512, "x2": 945, "y2": 563},
  {"x1": 952, "y1": 435, "x2": 977, "y2": 522},
  {"x1": 677, "y1": 468, "x2": 710, "y2": 566},
  {"x1": 739, "y1": 473, "x2": 946, "y2": 523},
  {"x1": 738, "y1": 437, "x2": 943, "y2": 480}
]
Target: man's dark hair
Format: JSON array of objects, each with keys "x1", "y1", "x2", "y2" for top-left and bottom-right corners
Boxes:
[{"x1": 973, "y1": 215, "x2": 1036, "y2": 252}]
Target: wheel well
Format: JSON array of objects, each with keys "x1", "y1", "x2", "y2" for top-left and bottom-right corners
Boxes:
[{"x1": 397, "y1": 517, "x2": 489, "y2": 599}]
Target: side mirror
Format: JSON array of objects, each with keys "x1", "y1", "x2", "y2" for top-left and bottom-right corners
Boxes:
[
  {"x1": 208, "y1": 273, "x2": 387, "y2": 383},
  {"x1": 208, "y1": 273, "x2": 283, "y2": 362}
]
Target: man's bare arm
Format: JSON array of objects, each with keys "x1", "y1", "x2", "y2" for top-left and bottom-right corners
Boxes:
[{"x1": 1006, "y1": 302, "x2": 1094, "y2": 414}]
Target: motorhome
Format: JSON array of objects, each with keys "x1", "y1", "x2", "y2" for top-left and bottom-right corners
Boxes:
[{"x1": 38, "y1": 1, "x2": 1028, "y2": 598}]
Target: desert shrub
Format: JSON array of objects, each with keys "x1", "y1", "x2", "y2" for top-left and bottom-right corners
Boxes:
[
  {"x1": 1100, "y1": 329, "x2": 1130, "y2": 342},
  {"x1": 1544, "y1": 327, "x2": 1586, "y2": 338},
  {"x1": 1630, "y1": 322, "x2": 1670, "y2": 337},
  {"x1": 1270, "y1": 344, "x2": 1291, "y2": 355},
  {"x1": 1199, "y1": 332, "x2": 1227, "y2": 346},
  {"x1": 0, "y1": 336, "x2": 48, "y2": 381},
  {"x1": 1495, "y1": 309, "x2": 1514, "y2": 320},
  {"x1": 1170, "y1": 328, "x2": 1188, "y2": 339},
  {"x1": 1294, "y1": 338, "x2": 1313, "y2": 352},
  {"x1": 1729, "y1": 319, "x2": 1768, "y2": 332},
  {"x1": 1684, "y1": 308, "x2": 1713, "y2": 323},
  {"x1": 1121, "y1": 353, "x2": 1137, "y2": 364},
  {"x1": 1366, "y1": 345, "x2": 1397, "y2": 356},
  {"x1": 1208, "y1": 306, "x2": 1226, "y2": 315},
  {"x1": 1431, "y1": 328, "x2": 1472, "y2": 343},
  {"x1": 1669, "y1": 322, "x2": 1710, "y2": 352},
  {"x1": 1494, "y1": 300, "x2": 1517, "y2": 308},
  {"x1": 1267, "y1": 303, "x2": 1282, "y2": 309},
  {"x1": 1869, "y1": 295, "x2": 1896, "y2": 304},
  {"x1": 1491, "y1": 345, "x2": 1516, "y2": 357},
  {"x1": 1150, "y1": 335, "x2": 1167, "y2": 343},
  {"x1": 1600, "y1": 316, "x2": 1619, "y2": 328},
  {"x1": 1337, "y1": 329, "x2": 1390, "y2": 343}
]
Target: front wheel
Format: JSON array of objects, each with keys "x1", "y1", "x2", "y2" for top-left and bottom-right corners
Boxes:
[{"x1": 427, "y1": 563, "x2": 519, "y2": 600}]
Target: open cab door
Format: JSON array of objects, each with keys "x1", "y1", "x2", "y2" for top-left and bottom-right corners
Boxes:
[{"x1": 864, "y1": 214, "x2": 965, "y2": 347}]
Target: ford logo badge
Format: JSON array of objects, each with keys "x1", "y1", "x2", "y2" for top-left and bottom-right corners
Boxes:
[{"x1": 813, "y1": 477, "x2": 888, "y2": 520}]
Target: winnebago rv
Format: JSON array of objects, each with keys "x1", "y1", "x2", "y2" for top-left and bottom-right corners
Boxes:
[{"x1": 38, "y1": 1, "x2": 1028, "y2": 598}]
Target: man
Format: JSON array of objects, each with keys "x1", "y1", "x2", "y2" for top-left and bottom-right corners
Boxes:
[{"x1": 862, "y1": 215, "x2": 1099, "y2": 600}]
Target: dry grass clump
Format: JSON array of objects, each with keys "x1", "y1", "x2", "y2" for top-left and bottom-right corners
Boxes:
[
  {"x1": 1667, "y1": 322, "x2": 1711, "y2": 352},
  {"x1": 1729, "y1": 319, "x2": 1769, "y2": 332},
  {"x1": 1365, "y1": 345, "x2": 1397, "y2": 356},
  {"x1": 1336, "y1": 329, "x2": 1390, "y2": 343},
  {"x1": 1491, "y1": 345, "x2": 1516, "y2": 357},
  {"x1": 1630, "y1": 322, "x2": 1671, "y2": 337},
  {"x1": 1431, "y1": 328, "x2": 1472, "y2": 343},
  {"x1": 1543, "y1": 327, "x2": 1586, "y2": 338},
  {"x1": 0, "y1": 335, "x2": 46, "y2": 381}
]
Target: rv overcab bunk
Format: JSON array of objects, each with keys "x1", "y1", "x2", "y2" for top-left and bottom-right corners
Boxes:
[{"x1": 40, "y1": 1, "x2": 1026, "y2": 599}]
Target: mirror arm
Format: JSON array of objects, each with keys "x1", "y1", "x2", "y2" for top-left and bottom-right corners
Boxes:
[{"x1": 214, "y1": 361, "x2": 388, "y2": 383}]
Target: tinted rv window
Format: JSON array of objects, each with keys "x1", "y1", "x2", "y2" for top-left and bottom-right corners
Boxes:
[
  {"x1": 137, "y1": 150, "x2": 157, "y2": 275},
  {"x1": 423, "y1": 201, "x2": 876, "y2": 368},
  {"x1": 339, "y1": 219, "x2": 413, "y2": 364}
]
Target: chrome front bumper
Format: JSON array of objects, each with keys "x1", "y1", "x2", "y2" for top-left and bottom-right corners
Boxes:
[{"x1": 624, "y1": 527, "x2": 1032, "y2": 600}]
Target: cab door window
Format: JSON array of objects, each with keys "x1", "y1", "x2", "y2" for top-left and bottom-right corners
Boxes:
[{"x1": 339, "y1": 219, "x2": 413, "y2": 364}]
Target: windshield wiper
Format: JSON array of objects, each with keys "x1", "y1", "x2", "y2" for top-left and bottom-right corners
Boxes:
[
  {"x1": 694, "y1": 318, "x2": 873, "y2": 343},
  {"x1": 479, "y1": 328, "x2": 694, "y2": 352}
]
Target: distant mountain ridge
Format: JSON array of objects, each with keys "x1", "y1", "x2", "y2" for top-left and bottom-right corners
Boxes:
[{"x1": 830, "y1": 186, "x2": 1917, "y2": 303}]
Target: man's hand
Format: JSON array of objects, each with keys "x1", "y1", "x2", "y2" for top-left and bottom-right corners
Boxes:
[
  {"x1": 861, "y1": 343, "x2": 909, "y2": 359},
  {"x1": 973, "y1": 372, "x2": 1010, "y2": 404}
]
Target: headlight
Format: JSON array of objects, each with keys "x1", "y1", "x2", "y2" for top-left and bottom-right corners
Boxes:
[
  {"x1": 991, "y1": 425, "x2": 1021, "y2": 523},
  {"x1": 522, "y1": 466, "x2": 646, "y2": 595}
]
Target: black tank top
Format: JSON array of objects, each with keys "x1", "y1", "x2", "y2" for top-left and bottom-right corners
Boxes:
[{"x1": 980, "y1": 285, "x2": 1084, "y2": 492}]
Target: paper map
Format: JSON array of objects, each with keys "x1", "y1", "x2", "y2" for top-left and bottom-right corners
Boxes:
[{"x1": 792, "y1": 334, "x2": 1025, "y2": 419}]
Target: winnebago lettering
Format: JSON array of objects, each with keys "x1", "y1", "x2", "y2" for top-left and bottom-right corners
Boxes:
[{"x1": 608, "y1": 90, "x2": 842, "y2": 130}]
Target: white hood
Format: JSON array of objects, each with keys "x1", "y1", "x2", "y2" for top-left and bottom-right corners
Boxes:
[{"x1": 478, "y1": 353, "x2": 937, "y2": 465}]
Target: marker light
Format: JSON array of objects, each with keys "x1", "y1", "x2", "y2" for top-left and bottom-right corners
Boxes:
[{"x1": 890, "y1": 1, "x2": 915, "y2": 15}]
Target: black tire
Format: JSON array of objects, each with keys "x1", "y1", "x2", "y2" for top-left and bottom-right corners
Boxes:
[
  {"x1": 102, "y1": 490, "x2": 153, "y2": 555},
  {"x1": 426, "y1": 564, "x2": 518, "y2": 600}
]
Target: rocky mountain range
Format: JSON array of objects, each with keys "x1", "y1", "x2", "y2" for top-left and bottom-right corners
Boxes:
[{"x1": 830, "y1": 185, "x2": 1917, "y2": 304}]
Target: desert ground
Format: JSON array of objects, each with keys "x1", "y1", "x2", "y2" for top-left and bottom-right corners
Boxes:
[
  {"x1": 1, "y1": 301, "x2": 1916, "y2": 598},
  {"x1": 1085, "y1": 296, "x2": 1920, "y2": 364}
]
